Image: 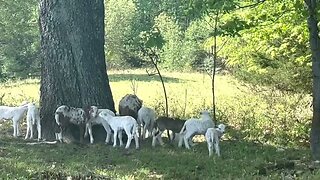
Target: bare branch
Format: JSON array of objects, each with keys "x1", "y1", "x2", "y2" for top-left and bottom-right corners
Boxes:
[
  {"x1": 237, "y1": 0, "x2": 266, "y2": 9},
  {"x1": 216, "y1": 39, "x2": 229, "y2": 54}
]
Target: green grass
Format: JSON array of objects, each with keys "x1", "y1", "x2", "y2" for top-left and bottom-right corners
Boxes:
[
  {"x1": 0, "y1": 131, "x2": 318, "y2": 179},
  {"x1": 0, "y1": 69, "x2": 317, "y2": 179}
]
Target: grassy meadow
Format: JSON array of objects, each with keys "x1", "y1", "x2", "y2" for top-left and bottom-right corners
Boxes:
[{"x1": 0, "y1": 69, "x2": 318, "y2": 179}]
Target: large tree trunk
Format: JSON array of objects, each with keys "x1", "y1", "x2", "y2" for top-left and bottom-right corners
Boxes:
[
  {"x1": 305, "y1": 0, "x2": 320, "y2": 160},
  {"x1": 39, "y1": 0, "x2": 115, "y2": 142}
]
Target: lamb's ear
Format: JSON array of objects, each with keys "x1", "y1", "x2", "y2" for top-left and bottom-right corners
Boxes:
[{"x1": 20, "y1": 101, "x2": 29, "y2": 107}]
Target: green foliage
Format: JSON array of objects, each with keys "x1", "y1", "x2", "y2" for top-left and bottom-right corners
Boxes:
[
  {"x1": 220, "y1": 0, "x2": 311, "y2": 93},
  {"x1": 2, "y1": 0, "x2": 312, "y2": 94},
  {"x1": 0, "y1": 0, "x2": 40, "y2": 79},
  {"x1": 0, "y1": 0, "x2": 313, "y2": 95},
  {"x1": 154, "y1": 13, "x2": 184, "y2": 69},
  {"x1": 105, "y1": 0, "x2": 144, "y2": 68}
]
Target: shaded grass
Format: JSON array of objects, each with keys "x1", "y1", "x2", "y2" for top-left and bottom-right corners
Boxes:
[
  {"x1": 0, "y1": 133, "x2": 318, "y2": 179},
  {"x1": 108, "y1": 73, "x2": 183, "y2": 83}
]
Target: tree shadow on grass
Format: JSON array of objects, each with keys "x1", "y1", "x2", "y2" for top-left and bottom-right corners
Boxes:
[
  {"x1": 0, "y1": 125, "x2": 318, "y2": 179},
  {"x1": 108, "y1": 73, "x2": 183, "y2": 83},
  {"x1": 112, "y1": 126, "x2": 316, "y2": 179}
]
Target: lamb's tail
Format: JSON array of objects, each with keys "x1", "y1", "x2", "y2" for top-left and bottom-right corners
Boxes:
[
  {"x1": 132, "y1": 121, "x2": 138, "y2": 138},
  {"x1": 152, "y1": 122, "x2": 160, "y2": 136},
  {"x1": 179, "y1": 123, "x2": 186, "y2": 134}
]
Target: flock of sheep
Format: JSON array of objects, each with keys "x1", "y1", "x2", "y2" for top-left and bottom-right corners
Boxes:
[{"x1": 0, "y1": 94, "x2": 226, "y2": 157}]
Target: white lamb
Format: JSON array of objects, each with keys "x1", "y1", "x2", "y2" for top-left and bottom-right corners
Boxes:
[
  {"x1": 178, "y1": 111, "x2": 215, "y2": 149},
  {"x1": 137, "y1": 106, "x2": 156, "y2": 140},
  {"x1": 205, "y1": 124, "x2": 226, "y2": 157},
  {"x1": 25, "y1": 103, "x2": 41, "y2": 141},
  {"x1": 84, "y1": 106, "x2": 115, "y2": 144},
  {"x1": 0, "y1": 102, "x2": 29, "y2": 137},
  {"x1": 99, "y1": 111, "x2": 139, "y2": 149}
]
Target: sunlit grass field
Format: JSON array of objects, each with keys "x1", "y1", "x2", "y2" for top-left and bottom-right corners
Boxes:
[
  {"x1": 0, "y1": 69, "x2": 317, "y2": 179},
  {"x1": 0, "y1": 69, "x2": 243, "y2": 117}
]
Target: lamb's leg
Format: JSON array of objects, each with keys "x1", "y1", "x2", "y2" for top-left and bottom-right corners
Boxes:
[
  {"x1": 87, "y1": 123, "x2": 94, "y2": 144},
  {"x1": 138, "y1": 124, "x2": 142, "y2": 140},
  {"x1": 157, "y1": 131, "x2": 165, "y2": 146},
  {"x1": 25, "y1": 120, "x2": 30, "y2": 139},
  {"x1": 152, "y1": 128, "x2": 158, "y2": 147},
  {"x1": 214, "y1": 134, "x2": 220, "y2": 156},
  {"x1": 145, "y1": 121, "x2": 152, "y2": 139},
  {"x1": 184, "y1": 132, "x2": 192, "y2": 149},
  {"x1": 12, "y1": 119, "x2": 17, "y2": 137},
  {"x1": 105, "y1": 132, "x2": 111, "y2": 144},
  {"x1": 118, "y1": 131, "x2": 124, "y2": 147},
  {"x1": 55, "y1": 131, "x2": 63, "y2": 142},
  {"x1": 208, "y1": 141, "x2": 213, "y2": 157},
  {"x1": 113, "y1": 130, "x2": 118, "y2": 147},
  {"x1": 30, "y1": 120, "x2": 34, "y2": 139},
  {"x1": 125, "y1": 129, "x2": 132, "y2": 149},
  {"x1": 142, "y1": 124, "x2": 147, "y2": 140},
  {"x1": 178, "y1": 133, "x2": 184, "y2": 148},
  {"x1": 16, "y1": 118, "x2": 21, "y2": 136},
  {"x1": 152, "y1": 135, "x2": 157, "y2": 147},
  {"x1": 148, "y1": 121, "x2": 154, "y2": 139},
  {"x1": 37, "y1": 122, "x2": 41, "y2": 141},
  {"x1": 166, "y1": 129, "x2": 171, "y2": 142},
  {"x1": 132, "y1": 124, "x2": 139, "y2": 149},
  {"x1": 84, "y1": 123, "x2": 89, "y2": 137},
  {"x1": 101, "y1": 121, "x2": 112, "y2": 144},
  {"x1": 170, "y1": 131, "x2": 176, "y2": 142},
  {"x1": 214, "y1": 142, "x2": 220, "y2": 157},
  {"x1": 134, "y1": 133, "x2": 139, "y2": 149}
]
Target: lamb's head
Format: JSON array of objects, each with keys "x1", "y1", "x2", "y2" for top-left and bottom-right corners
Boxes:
[
  {"x1": 99, "y1": 111, "x2": 112, "y2": 120},
  {"x1": 20, "y1": 101, "x2": 29, "y2": 106},
  {"x1": 55, "y1": 105, "x2": 70, "y2": 125},
  {"x1": 82, "y1": 105, "x2": 94, "y2": 120},
  {"x1": 217, "y1": 124, "x2": 226, "y2": 133},
  {"x1": 27, "y1": 102, "x2": 36, "y2": 109},
  {"x1": 19, "y1": 101, "x2": 30, "y2": 110},
  {"x1": 200, "y1": 110, "x2": 211, "y2": 120},
  {"x1": 56, "y1": 105, "x2": 70, "y2": 112},
  {"x1": 216, "y1": 123, "x2": 226, "y2": 138},
  {"x1": 89, "y1": 106, "x2": 99, "y2": 118}
]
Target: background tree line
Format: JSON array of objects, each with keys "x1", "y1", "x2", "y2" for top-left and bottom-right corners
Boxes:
[{"x1": 0, "y1": 0, "x2": 313, "y2": 93}]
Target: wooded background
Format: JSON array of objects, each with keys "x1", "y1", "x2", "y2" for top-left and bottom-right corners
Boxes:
[{"x1": 0, "y1": 0, "x2": 311, "y2": 93}]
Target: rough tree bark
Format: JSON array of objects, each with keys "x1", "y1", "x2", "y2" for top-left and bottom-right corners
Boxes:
[
  {"x1": 39, "y1": 0, "x2": 115, "y2": 142},
  {"x1": 305, "y1": 0, "x2": 320, "y2": 160}
]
